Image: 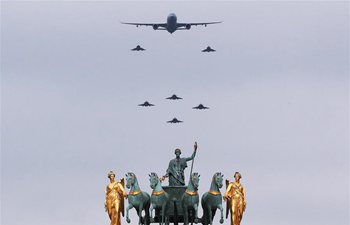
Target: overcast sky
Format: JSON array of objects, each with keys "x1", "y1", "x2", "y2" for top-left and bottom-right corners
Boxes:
[{"x1": 1, "y1": 1, "x2": 349, "y2": 225}]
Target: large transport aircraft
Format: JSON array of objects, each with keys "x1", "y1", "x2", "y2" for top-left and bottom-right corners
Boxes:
[{"x1": 121, "y1": 13, "x2": 221, "y2": 34}]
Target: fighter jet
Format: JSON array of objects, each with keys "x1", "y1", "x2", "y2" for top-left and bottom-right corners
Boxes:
[
  {"x1": 167, "y1": 118, "x2": 183, "y2": 123},
  {"x1": 193, "y1": 104, "x2": 209, "y2": 110},
  {"x1": 131, "y1": 45, "x2": 145, "y2": 51},
  {"x1": 138, "y1": 101, "x2": 154, "y2": 107},
  {"x1": 121, "y1": 13, "x2": 222, "y2": 34},
  {"x1": 166, "y1": 94, "x2": 182, "y2": 100},
  {"x1": 202, "y1": 46, "x2": 216, "y2": 52}
]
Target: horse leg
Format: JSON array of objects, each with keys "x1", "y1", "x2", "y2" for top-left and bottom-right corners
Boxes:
[
  {"x1": 145, "y1": 203, "x2": 150, "y2": 225},
  {"x1": 150, "y1": 204, "x2": 154, "y2": 223},
  {"x1": 139, "y1": 204, "x2": 144, "y2": 225},
  {"x1": 208, "y1": 206, "x2": 212, "y2": 225},
  {"x1": 126, "y1": 204, "x2": 133, "y2": 223},
  {"x1": 194, "y1": 204, "x2": 199, "y2": 224},
  {"x1": 218, "y1": 204, "x2": 224, "y2": 224},
  {"x1": 183, "y1": 205, "x2": 188, "y2": 225},
  {"x1": 161, "y1": 203, "x2": 166, "y2": 225}
]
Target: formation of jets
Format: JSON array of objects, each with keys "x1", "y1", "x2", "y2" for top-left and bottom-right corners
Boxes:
[
  {"x1": 125, "y1": 14, "x2": 221, "y2": 52},
  {"x1": 138, "y1": 94, "x2": 210, "y2": 123},
  {"x1": 122, "y1": 13, "x2": 221, "y2": 34},
  {"x1": 131, "y1": 44, "x2": 216, "y2": 52},
  {"x1": 130, "y1": 13, "x2": 218, "y2": 124}
]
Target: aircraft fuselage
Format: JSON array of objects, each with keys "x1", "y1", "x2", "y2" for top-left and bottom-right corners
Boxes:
[{"x1": 166, "y1": 13, "x2": 177, "y2": 33}]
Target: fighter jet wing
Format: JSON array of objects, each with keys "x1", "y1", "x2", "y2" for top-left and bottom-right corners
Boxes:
[
  {"x1": 202, "y1": 47, "x2": 215, "y2": 52},
  {"x1": 121, "y1": 22, "x2": 167, "y2": 29},
  {"x1": 177, "y1": 21, "x2": 222, "y2": 27},
  {"x1": 167, "y1": 118, "x2": 183, "y2": 123},
  {"x1": 166, "y1": 95, "x2": 182, "y2": 100},
  {"x1": 193, "y1": 106, "x2": 209, "y2": 109},
  {"x1": 132, "y1": 47, "x2": 145, "y2": 51},
  {"x1": 138, "y1": 102, "x2": 154, "y2": 107}
]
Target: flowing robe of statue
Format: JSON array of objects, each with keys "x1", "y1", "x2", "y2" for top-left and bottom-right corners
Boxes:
[
  {"x1": 105, "y1": 179, "x2": 126, "y2": 225},
  {"x1": 167, "y1": 158, "x2": 188, "y2": 186},
  {"x1": 166, "y1": 151, "x2": 196, "y2": 186},
  {"x1": 225, "y1": 181, "x2": 246, "y2": 225}
]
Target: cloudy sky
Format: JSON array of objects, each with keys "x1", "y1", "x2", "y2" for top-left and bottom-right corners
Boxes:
[{"x1": 1, "y1": 1, "x2": 349, "y2": 225}]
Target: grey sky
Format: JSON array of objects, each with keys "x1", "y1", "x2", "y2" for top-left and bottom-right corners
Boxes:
[{"x1": 1, "y1": 1, "x2": 349, "y2": 225}]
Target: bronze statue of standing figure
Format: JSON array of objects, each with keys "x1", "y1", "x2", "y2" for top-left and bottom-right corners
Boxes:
[
  {"x1": 161, "y1": 142, "x2": 197, "y2": 186},
  {"x1": 105, "y1": 171, "x2": 128, "y2": 225},
  {"x1": 224, "y1": 172, "x2": 246, "y2": 225}
]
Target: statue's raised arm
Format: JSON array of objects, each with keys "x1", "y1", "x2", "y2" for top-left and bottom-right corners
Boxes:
[{"x1": 185, "y1": 142, "x2": 197, "y2": 161}]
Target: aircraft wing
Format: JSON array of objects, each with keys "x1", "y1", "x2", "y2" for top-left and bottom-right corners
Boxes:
[
  {"x1": 177, "y1": 21, "x2": 222, "y2": 27},
  {"x1": 121, "y1": 22, "x2": 167, "y2": 29}
]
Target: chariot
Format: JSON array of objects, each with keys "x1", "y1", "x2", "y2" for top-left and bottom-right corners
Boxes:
[{"x1": 125, "y1": 172, "x2": 224, "y2": 225}]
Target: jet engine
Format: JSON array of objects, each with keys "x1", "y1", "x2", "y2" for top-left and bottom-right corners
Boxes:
[
  {"x1": 153, "y1": 24, "x2": 159, "y2": 30},
  {"x1": 185, "y1": 24, "x2": 191, "y2": 30}
]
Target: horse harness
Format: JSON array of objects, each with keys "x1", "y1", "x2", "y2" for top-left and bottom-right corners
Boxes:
[
  {"x1": 185, "y1": 189, "x2": 198, "y2": 196},
  {"x1": 129, "y1": 190, "x2": 142, "y2": 196},
  {"x1": 208, "y1": 190, "x2": 221, "y2": 196},
  {"x1": 152, "y1": 190, "x2": 165, "y2": 196}
]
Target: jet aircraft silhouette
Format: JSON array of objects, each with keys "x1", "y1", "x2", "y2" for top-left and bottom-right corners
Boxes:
[
  {"x1": 138, "y1": 101, "x2": 154, "y2": 107},
  {"x1": 131, "y1": 45, "x2": 145, "y2": 51},
  {"x1": 166, "y1": 94, "x2": 182, "y2": 100},
  {"x1": 193, "y1": 104, "x2": 209, "y2": 110},
  {"x1": 167, "y1": 118, "x2": 183, "y2": 123},
  {"x1": 202, "y1": 46, "x2": 216, "y2": 52},
  {"x1": 122, "y1": 13, "x2": 221, "y2": 34}
]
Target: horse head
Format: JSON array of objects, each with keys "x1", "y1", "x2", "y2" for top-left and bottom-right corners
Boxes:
[
  {"x1": 213, "y1": 172, "x2": 224, "y2": 189},
  {"x1": 125, "y1": 172, "x2": 136, "y2": 189},
  {"x1": 190, "y1": 172, "x2": 200, "y2": 190},
  {"x1": 149, "y1": 172, "x2": 159, "y2": 189}
]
